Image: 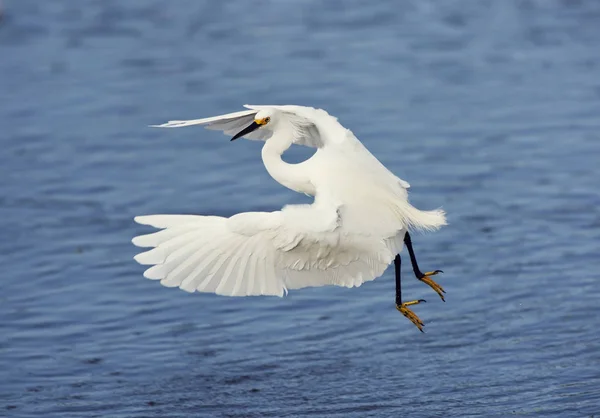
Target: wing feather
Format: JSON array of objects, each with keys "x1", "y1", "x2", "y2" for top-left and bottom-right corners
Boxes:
[
  {"x1": 217, "y1": 237, "x2": 252, "y2": 296},
  {"x1": 245, "y1": 248, "x2": 259, "y2": 295},
  {"x1": 132, "y1": 203, "x2": 394, "y2": 297},
  {"x1": 150, "y1": 110, "x2": 256, "y2": 129},
  {"x1": 149, "y1": 109, "x2": 272, "y2": 141},
  {"x1": 231, "y1": 239, "x2": 254, "y2": 296},
  {"x1": 183, "y1": 236, "x2": 230, "y2": 292}
]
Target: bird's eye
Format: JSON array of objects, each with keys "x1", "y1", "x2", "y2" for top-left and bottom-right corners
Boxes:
[{"x1": 265, "y1": 117, "x2": 271, "y2": 123}]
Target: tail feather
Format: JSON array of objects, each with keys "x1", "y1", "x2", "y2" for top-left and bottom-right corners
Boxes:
[{"x1": 398, "y1": 205, "x2": 447, "y2": 232}]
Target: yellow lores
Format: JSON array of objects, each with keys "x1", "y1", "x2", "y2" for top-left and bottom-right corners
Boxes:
[{"x1": 255, "y1": 116, "x2": 270, "y2": 125}]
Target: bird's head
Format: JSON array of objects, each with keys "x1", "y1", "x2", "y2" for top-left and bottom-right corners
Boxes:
[{"x1": 231, "y1": 109, "x2": 276, "y2": 141}]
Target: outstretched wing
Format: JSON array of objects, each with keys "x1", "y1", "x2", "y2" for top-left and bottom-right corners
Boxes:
[
  {"x1": 151, "y1": 104, "x2": 350, "y2": 147},
  {"x1": 132, "y1": 203, "x2": 394, "y2": 297},
  {"x1": 150, "y1": 109, "x2": 271, "y2": 141}
]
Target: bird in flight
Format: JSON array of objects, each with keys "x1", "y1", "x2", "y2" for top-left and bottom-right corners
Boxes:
[{"x1": 133, "y1": 105, "x2": 446, "y2": 332}]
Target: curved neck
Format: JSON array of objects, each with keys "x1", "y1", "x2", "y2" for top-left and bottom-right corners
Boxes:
[{"x1": 261, "y1": 128, "x2": 314, "y2": 195}]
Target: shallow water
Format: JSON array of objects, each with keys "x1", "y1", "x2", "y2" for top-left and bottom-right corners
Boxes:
[{"x1": 1, "y1": 0, "x2": 600, "y2": 416}]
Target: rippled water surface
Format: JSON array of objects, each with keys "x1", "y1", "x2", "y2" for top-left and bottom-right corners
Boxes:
[{"x1": 2, "y1": 0, "x2": 600, "y2": 416}]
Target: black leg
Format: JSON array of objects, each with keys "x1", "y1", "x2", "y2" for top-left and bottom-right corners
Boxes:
[
  {"x1": 404, "y1": 232, "x2": 446, "y2": 301},
  {"x1": 394, "y1": 254, "x2": 402, "y2": 306},
  {"x1": 404, "y1": 232, "x2": 441, "y2": 278},
  {"x1": 394, "y1": 253, "x2": 426, "y2": 332}
]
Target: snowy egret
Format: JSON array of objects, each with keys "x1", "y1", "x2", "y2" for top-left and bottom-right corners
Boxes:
[{"x1": 133, "y1": 105, "x2": 446, "y2": 332}]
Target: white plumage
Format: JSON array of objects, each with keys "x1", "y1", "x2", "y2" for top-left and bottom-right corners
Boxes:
[{"x1": 133, "y1": 105, "x2": 446, "y2": 297}]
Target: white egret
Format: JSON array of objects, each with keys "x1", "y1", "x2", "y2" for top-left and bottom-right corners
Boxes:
[{"x1": 133, "y1": 105, "x2": 446, "y2": 331}]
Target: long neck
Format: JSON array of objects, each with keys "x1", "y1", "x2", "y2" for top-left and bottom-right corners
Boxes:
[{"x1": 261, "y1": 128, "x2": 314, "y2": 195}]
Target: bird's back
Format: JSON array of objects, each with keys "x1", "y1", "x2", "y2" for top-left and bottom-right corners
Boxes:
[{"x1": 306, "y1": 119, "x2": 445, "y2": 237}]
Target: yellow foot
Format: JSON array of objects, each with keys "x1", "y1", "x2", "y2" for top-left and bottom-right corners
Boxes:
[
  {"x1": 419, "y1": 270, "x2": 446, "y2": 302},
  {"x1": 396, "y1": 299, "x2": 426, "y2": 333}
]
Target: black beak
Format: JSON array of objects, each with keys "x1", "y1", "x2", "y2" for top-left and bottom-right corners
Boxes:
[{"x1": 231, "y1": 121, "x2": 261, "y2": 141}]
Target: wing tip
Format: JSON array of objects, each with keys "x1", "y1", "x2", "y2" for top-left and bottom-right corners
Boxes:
[
  {"x1": 131, "y1": 234, "x2": 154, "y2": 247},
  {"x1": 133, "y1": 216, "x2": 148, "y2": 225},
  {"x1": 149, "y1": 121, "x2": 185, "y2": 128},
  {"x1": 134, "y1": 251, "x2": 160, "y2": 266}
]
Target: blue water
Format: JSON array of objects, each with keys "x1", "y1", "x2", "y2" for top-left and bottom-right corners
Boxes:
[{"x1": 2, "y1": 0, "x2": 600, "y2": 416}]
